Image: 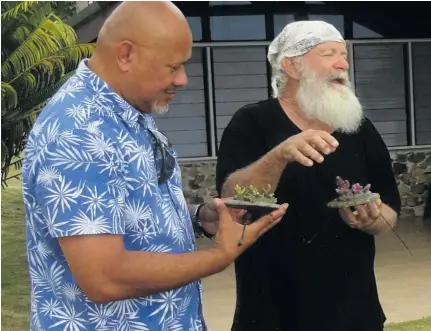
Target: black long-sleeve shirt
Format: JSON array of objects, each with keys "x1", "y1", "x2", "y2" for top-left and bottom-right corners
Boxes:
[{"x1": 216, "y1": 98, "x2": 401, "y2": 331}]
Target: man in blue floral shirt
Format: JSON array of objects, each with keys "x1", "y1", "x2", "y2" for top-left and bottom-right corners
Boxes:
[{"x1": 22, "y1": 2, "x2": 287, "y2": 330}]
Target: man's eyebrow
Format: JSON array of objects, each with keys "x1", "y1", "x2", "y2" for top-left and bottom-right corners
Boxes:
[
  {"x1": 172, "y1": 59, "x2": 190, "y2": 66},
  {"x1": 320, "y1": 48, "x2": 347, "y2": 55}
]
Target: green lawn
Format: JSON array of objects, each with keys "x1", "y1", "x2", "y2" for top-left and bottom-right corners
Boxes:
[
  {"x1": 2, "y1": 182, "x2": 30, "y2": 331},
  {"x1": 1, "y1": 183, "x2": 430, "y2": 330},
  {"x1": 386, "y1": 317, "x2": 431, "y2": 331}
]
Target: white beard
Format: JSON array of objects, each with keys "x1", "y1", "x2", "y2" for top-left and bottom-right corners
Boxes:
[
  {"x1": 297, "y1": 67, "x2": 364, "y2": 134},
  {"x1": 151, "y1": 100, "x2": 169, "y2": 115}
]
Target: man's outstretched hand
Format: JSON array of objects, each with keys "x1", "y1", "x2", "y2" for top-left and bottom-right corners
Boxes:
[
  {"x1": 210, "y1": 199, "x2": 288, "y2": 264},
  {"x1": 276, "y1": 129, "x2": 339, "y2": 167}
]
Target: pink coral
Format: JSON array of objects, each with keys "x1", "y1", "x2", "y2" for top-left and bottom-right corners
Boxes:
[
  {"x1": 351, "y1": 183, "x2": 363, "y2": 193},
  {"x1": 335, "y1": 177, "x2": 372, "y2": 196}
]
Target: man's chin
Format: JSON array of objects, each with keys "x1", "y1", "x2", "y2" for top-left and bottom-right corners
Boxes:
[{"x1": 151, "y1": 103, "x2": 169, "y2": 115}]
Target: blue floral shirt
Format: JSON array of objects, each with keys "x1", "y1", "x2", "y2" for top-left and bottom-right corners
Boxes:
[{"x1": 22, "y1": 60, "x2": 207, "y2": 331}]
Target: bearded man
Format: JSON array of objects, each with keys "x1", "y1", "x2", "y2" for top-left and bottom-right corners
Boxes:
[{"x1": 216, "y1": 21, "x2": 401, "y2": 331}]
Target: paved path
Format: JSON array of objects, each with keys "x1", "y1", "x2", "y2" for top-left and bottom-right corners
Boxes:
[{"x1": 197, "y1": 217, "x2": 431, "y2": 330}]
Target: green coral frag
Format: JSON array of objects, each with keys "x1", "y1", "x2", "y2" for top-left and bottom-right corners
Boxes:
[{"x1": 233, "y1": 184, "x2": 278, "y2": 204}]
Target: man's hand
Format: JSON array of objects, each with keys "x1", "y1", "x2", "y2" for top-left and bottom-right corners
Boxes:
[
  {"x1": 198, "y1": 198, "x2": 246, "y2": 235},
  {"x1": 276, "y1": 129, "x2": 339, "y2": 167},
  {"x1": 339, "y1": 199, "x2": 383, "y2": 233},
  {"x1": 211, "y1": 199, "x2": 288, "y2": 262}
]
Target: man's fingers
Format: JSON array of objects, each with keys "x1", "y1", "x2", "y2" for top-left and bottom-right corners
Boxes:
[
  {"x1": 315, "y1": 131, "x2": 339, "y2": 149},
  {"x1": 339, "y1": 208, "x2": 357, "y2": 225},
  {"x1": 367, "y1": 202, "x2": 380, "y2": 220},
  {"x1": 213, "y1": 198, "x2": 232, "y2": 222},
  {"x1": 290, "y1": 148, "x2": 314, "y2": 166},
  {"x1": 355, "y1": 205, "x2": 368, "y2": 221},
  {"x1": 299, "y1": 143, "x2": 324, "y2": 164},
  {"x1": 309, "y1": 136, "x2": 332, "y2": 155},
  {"x1": 249, "y1": 204, "x2": 288, "y2": 236}
]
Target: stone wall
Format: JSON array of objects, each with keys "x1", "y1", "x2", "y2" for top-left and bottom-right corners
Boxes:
[
  {"x1": 180, "y1": 162, "x2": 217, "y2": 204},
  {"x1": 390, "y1": 151, "x2": 431, "y2": 218},
  {"x1": 180, "y1": 150, "x2": 431, "y2": 219}
]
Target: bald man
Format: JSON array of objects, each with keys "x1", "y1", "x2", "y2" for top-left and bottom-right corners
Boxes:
[{"x1": 21, "y1": 2, "x2": 287, "y2": 330}]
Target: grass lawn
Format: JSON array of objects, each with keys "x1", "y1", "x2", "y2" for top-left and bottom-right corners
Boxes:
[
  {"x1": 1, "y1": 183, "x2": 430, "y2": 330},
  {"x1": 2, "y1": 181, "x2": 30, "y2": 330},
  {"x1": 385, "y1": 317, "x2": 431, "y2": 331}
]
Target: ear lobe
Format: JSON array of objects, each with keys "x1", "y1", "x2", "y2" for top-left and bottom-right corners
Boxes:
[
  {"x1": 117, "y1": 41, "x2": 133, "y2": 72},
  {"x1": 282, "y1": 57, "x2": 300, "y2": 80}
]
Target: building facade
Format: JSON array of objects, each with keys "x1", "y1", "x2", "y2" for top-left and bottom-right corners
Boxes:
[{"x1": 70, "y1": 1, "x2": 431, "y2": 218}]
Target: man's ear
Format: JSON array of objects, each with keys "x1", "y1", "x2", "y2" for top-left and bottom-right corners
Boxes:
[
  {"x1": 281, "y1": 57, "x2": 301, "y2": 80},
  {"x1": 117, "y1": 41, "x2": 134, "y2": 72}
]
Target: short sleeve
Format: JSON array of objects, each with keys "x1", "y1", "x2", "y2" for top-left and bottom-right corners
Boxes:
[
  {"x1": 34, "y1": 129, "x2": 127, "y2": 238},
  {"x1": 362, "y1": 118, "x2": 402, "y2": 215},
  {"x1": 216, "y1": 104, "x2": 266, "y2": 196}
]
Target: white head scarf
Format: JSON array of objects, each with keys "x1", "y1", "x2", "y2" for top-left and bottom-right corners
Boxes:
[{"x1": 267, "y1": 20, "x2": 345, "y2": 97}]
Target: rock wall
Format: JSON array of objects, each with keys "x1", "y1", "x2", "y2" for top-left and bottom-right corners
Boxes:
[
  {"x1": 180, "y1": 151, "x2": 431, "y2": 219},
  {"x1": 390, "y1": 151, "x2": 431, "y2": 218}
]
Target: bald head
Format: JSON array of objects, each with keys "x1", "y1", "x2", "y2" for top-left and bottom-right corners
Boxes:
[
  {"x1": 97, "y1": 1, "x2": 190, "y2": 50},
  {"x1": 88, "y1": 1, "x2": 192, "y2": 115}
]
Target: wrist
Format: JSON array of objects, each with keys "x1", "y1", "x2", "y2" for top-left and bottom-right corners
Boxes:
[
  {"x1": 272, "y1": 144, "x2": 290, "y2": 165},
  {"x1": 191, "y1": 203, "x2": 214, "y2": 238},
  {"x1": 190, "y1": 203, "x2": 205, "y2": 227},
  {"x1": 208, "y1": 247, "x2": 233, "y2": 271}
]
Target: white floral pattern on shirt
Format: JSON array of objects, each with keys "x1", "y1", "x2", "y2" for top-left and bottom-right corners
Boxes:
[{"x1": 22, "y1": 60, "x2": 207, "y2": 331}]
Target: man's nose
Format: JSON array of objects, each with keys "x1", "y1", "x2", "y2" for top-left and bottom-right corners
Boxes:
[
  {"x1": 174, "y1": 70, "x2": 188, "y2": 87},
  {"x1": 335, "y1": 56, "x2": 349, "y2": 71}
]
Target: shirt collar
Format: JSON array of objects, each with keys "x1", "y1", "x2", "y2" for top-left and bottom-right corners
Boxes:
[{"x1": 75, "y1": 59, "x2": 157, "y2": 130}]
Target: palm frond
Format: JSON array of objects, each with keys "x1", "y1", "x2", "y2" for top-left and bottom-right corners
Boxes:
[
  {"x1": 1, "y1": 140, "x2": 9, "y2": 167},
  {"x1": 2, "y1": 16, "x2": 77, "y2": 82},
  {"x1": 9, "y1": 56, "x2": 65, "y2": 99},
  {"x1": 2, "y1": 69, "x2": 76, "y2": 125},
  {"x1": 1, "y1": 82, "x2": 18, "y2": 112},
  {"x1": 1, "y1": 1, "x2": 90, "y2": 182},
  {"x1": 3, "y1": 1, "x2": 52, "y2": 42},
  {"x1": 54, "y1": 44, "x2": 96, "y2": 73},
  {"x1": 1, "y1": 1, "x2": 39, "y2": 21}
]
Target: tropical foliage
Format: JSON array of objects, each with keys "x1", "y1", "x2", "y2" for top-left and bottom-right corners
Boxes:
[{"x1": 1, "y1": 1, "x2": 96, "y2": 186}]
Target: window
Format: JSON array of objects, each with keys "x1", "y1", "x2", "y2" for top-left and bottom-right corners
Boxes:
[
  {"x1": 273, "y1": 14, "x2": 295, "y2": 36},
  {"x1": 353, "y1": 43, "x2": 408, "y2": 147},
  {"x1": 209, "y1": 1, "x2": 251, "y2": 5},
  {"x1": 212, "y1": 46, "x2": 269, "y2": 147},
  {"x1": 210, "y1": 15, "x2": 266, "y2": 41},
  {"x1": 187, "y1": 17, "x2": 202, "y2": 41},
  {"x1": 308, "y1": 15, "x2": 344, "y2": 37},
  {"x1": 353, "y1": 22, "x2": 383, "y2": 39},
  {"x1": 412, "y1": 42, "x2": 431, "y2": 145},
  {"x1": 152, "y1": 48, "x2": 209, "y2": 158}
]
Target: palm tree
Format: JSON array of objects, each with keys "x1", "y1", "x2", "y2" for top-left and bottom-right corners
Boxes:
[{"x1": 1, "y1": 1, "x2": 96, "y2": 186}]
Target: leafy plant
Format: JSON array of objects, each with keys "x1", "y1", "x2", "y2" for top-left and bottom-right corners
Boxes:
[
  {"x1": 1, "y1": 1, "x2": 96, "y2": 186},
  {"x1": 233, "y1": 184, "x2": 278, "y2": 204}
]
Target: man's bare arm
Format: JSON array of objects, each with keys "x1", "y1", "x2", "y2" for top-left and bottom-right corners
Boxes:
[
  {"x1": 221, "y1": 147, "x2": 287, "y2": 198},
  {"x1": 59, "y1": 234, "x2": 227, "y2": 303},
  {"x1": 221, "y1": 130, "x2": 339, "y2": 198},
  {"x1": 58, "y1": 200, "x2": 287, "y2": 303}
]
